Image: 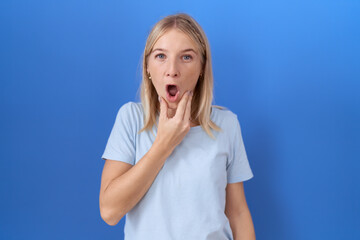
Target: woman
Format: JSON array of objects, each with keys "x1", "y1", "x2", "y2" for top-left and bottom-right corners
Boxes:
[{"x1": 99, "y1": 13, "x2": 256, "y2": 240}]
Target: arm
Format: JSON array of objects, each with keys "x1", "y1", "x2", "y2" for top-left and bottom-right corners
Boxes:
[
  {"x1": 225, "y1": 182, "x2": 256, "y2": 240},
  {"x1": 99, "y1": 92, "x2": 193, "y2": 226},
  {"x1": 99, "y1": 139, "x2": 174, "y2": 226}
]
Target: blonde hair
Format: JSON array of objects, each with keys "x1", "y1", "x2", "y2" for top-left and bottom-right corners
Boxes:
[{"x1": 139, "y1": 13, "x2": 221, "y2": 138}]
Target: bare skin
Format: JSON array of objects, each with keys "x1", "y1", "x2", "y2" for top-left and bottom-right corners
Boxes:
[{"x1": 147, "y1": 29, "x2": 202, "y2": 114}]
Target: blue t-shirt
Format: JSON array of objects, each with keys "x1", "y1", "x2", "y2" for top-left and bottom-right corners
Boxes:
[{"x1": 101, "y1": 102, "x2": 254, "y2": 240}]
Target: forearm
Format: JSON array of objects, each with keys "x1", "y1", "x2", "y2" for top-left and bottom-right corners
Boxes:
[
  {"x1": 100, "y1": 139, "x2": 173, "y2": 225},
  {"x1": 228, "y1": 209, "x2": 256, "y2": 240}
]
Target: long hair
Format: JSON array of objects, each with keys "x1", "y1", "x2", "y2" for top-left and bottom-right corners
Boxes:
[{"x1": 139, "y1": 13, "x2": 221, "y2": 138}]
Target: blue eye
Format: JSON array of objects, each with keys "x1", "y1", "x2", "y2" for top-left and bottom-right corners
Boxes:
[
  {"x1": 155, "y1": 54, "x2": 165, "y2": 59},
  {"x1": 183, "y1": 55, "x2": 192, "y2": 60}
]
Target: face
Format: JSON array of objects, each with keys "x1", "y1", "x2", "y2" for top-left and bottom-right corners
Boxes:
[{"x1": 147, "y1": 28, "x2": 202, "y2": 110}]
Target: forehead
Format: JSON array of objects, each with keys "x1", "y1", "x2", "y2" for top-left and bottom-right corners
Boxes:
[{"x1": 152, "y1": 28, "x2": 198, "y2": 51}]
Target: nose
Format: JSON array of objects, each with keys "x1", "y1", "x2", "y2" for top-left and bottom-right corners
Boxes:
[{"x1": 165, "y1": 58, "x2": 180, "y2": 78}]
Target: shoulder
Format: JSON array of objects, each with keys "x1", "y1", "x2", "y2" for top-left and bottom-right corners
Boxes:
[
  {"x1": 113, "y1": 102, "x2": 145, "y2": 132},
  {"x1": 117, "y1": 101, "x2": 144, "y2": 120},
  {"x1": 118, "y1": 101, "x2": 143, "y2": 113},
  {"x1": 211, "y1": 105, "x2": 239, "y2": 127}
]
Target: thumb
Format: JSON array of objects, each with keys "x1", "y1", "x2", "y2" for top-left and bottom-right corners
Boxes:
[{"x1": 159, "y1": 96, "x2": 168, "y2": 119}]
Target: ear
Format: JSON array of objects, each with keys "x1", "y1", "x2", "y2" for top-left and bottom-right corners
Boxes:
[{"x1": 147, "y1": 71, "x2": 152, "y2": 80}]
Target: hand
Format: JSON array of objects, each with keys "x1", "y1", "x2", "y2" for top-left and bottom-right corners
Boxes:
[{"x1": 155, "y1": 90, "x2": 193, "y2": 151}]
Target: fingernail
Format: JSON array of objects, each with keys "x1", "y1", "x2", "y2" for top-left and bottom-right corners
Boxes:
[
  {"x1": 190, "y1": 90, "x2": 193, "y2": 96},
  {"x1": 158, "y1": 96, "x2": 162, "y2": 102},
  {"x1": 187, "y1": 90, "x2": 191, "y2": 96}
]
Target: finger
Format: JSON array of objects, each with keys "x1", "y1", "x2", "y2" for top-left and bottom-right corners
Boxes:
[
  {"x1": 175, "y1": 91, "x2": 190, "y2": 120},
  {"x1": 159, "y1": 96, "x2": 168, "y2": 120},
  {"x1": 183, "y1": 91, "x2": 193, "y2": 121}
]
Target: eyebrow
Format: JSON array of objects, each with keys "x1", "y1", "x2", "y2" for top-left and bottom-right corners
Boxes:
[{"x1": 152, "y1": 48, "x2": 198, "y2": 54}]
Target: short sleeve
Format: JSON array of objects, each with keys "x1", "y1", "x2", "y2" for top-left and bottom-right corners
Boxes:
[
  {"x1": 226, "y1": 116, "x2": 254, "y2": 183},
  {"x1": 101, "y1": 102, "x2": 137, "y2": 165}
]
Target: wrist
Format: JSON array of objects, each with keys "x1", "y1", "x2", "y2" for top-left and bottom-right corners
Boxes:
[{"x1": 152, "y1": 137, "x2": 175, "y2": 158}]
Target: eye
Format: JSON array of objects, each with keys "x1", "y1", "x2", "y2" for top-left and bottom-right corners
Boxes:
[
  {"x1": 183, "y1": 55, "x2": 193, "y2": 61},
  {"x1": 155, "y1": 53, "x2": 166, "y2": 59}
]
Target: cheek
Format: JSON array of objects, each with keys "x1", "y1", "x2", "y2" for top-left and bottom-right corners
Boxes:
[
  {"x1": 149, "y1": 76, "x2": 163, "y2": 94},
  {"x1": 151, "y1": 78, "x2": 160, "y2": 91},
  {"x1": 184, "y1": 66, "x2": 201, "y2": 83},
  {"x1": 148, "y1": 63, "x2": 164, "y2": 81}
]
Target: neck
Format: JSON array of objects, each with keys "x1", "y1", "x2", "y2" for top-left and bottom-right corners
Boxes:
[
  {"x1": 165, "y1": 107, "x2": 200, "y2": 127},
  {"x1": 167, "y1": 108, "x2": 176, "y2": 118}
]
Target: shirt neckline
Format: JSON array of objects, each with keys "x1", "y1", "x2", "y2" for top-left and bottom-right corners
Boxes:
[
  {"x1": 140, "y1": 102, "x2": 215, "y2": 134},
  {"x1": 188, "y1": 107, "x2": 214, "y2": 133}
]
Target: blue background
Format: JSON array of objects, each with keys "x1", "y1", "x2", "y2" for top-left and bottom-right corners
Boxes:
[{"x1": 1, "y1": 0, "x2": 359, "y2": 239}]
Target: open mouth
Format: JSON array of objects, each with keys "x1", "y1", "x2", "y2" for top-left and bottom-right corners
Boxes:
[
  {"x1": 167, "y1": 84, "x2": 178, "y2": 97},
  {"x1": 165, "y1": 84, "x2": 180, "y2": 102}
]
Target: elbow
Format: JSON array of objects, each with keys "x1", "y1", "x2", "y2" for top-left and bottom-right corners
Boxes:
[{"x1": 100, "y1": 206, "x2": 125, "y2": 226}]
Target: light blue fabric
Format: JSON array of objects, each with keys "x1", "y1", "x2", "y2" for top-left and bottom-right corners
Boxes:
[{"x1": 102, "y1": 102, "x2": 254, "y2": 240}]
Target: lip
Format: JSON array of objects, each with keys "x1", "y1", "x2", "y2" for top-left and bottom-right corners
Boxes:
[{"x1": 165, "y1": 84, "x2": 180, "y2": 103}]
